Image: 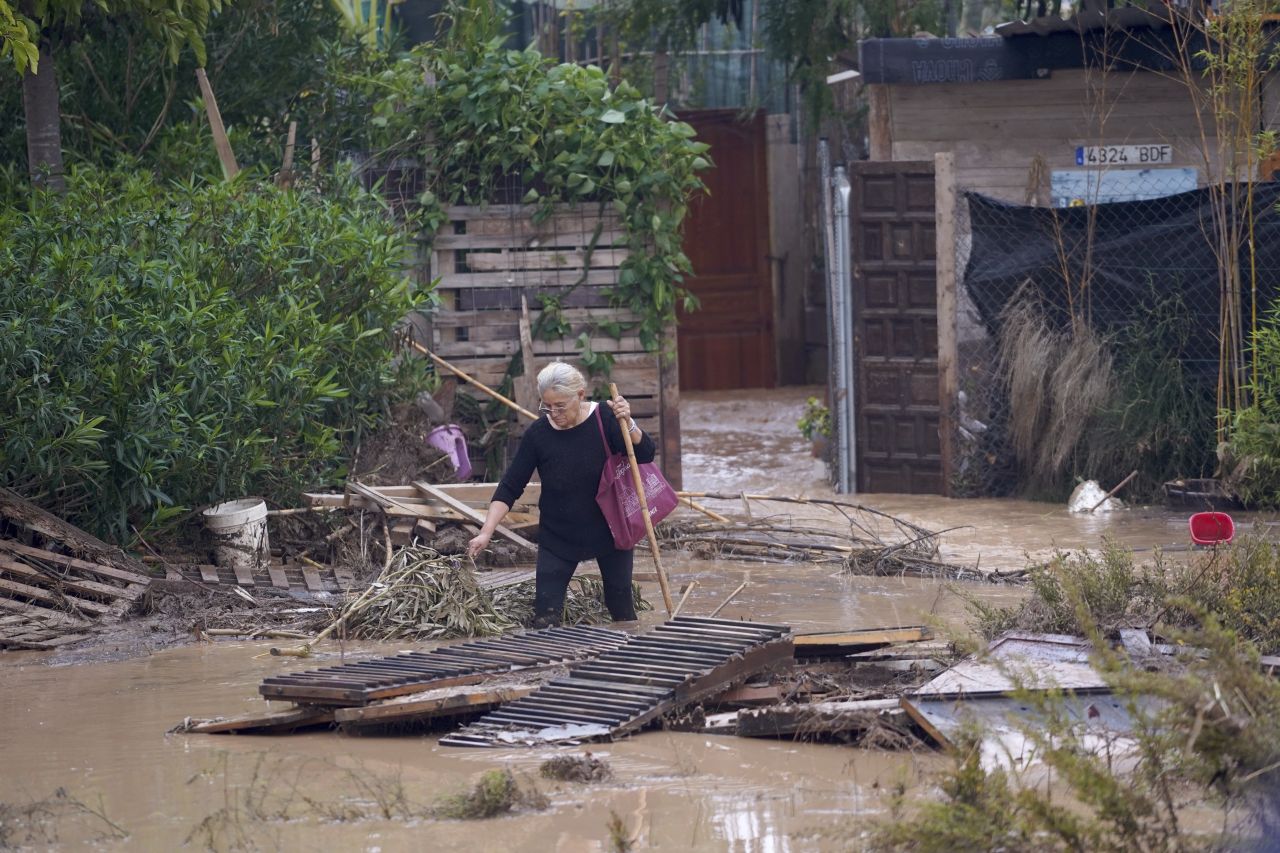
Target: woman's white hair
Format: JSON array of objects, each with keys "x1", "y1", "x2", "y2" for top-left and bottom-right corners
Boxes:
[{"x1": 536, "y1": 361, "x2": 586, "y2": 397}]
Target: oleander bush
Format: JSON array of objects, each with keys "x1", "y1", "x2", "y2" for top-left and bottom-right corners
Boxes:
[{"x1": 0, "y1": 165, "x2": 427, "y2": 540}]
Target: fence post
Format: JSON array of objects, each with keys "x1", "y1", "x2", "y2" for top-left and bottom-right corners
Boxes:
[{"x1": 934, "y1": 151, "x2": 958, "y2": 497}]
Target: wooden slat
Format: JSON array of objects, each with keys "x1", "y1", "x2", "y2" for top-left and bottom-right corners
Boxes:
[
  {"x1": 301, "y1": 568, "x2": 323, "y2": 592},
  {"x1": 231, "y1": 564, "x2": 255, "y2": 586},
  {"x1": 0, "y1": 539, "x2": 152, "y2": 586},
  {"x1": 191, "y1": 706, "x2": 335, "y2": 734},
  {"x1": 267, "y1": 566, "x2": 290, "y2": 589},
  {"x1": 433, "y1": 229, "x2": 626, "y2": 250},
  {"x1": 0, "y1": 574, "x2": 115, "y2": 615},
  {"x1": 461, "y1": 248, "x2": 628, "y2": 272},
  {"x1": 199, "y1": 565, "x2": 220, "y2": 583},
  {"x1": 0, "y1": 597, "x2": 92, "y2": 628},
  {"x1": 434, "y1": 269, "x2": 620, "y2": 290},
  {"x1": 336, "y1": 684, "x2": 537, "y2": 726},
  {"x1": 0, "y1": 557, "x2": 139, "y2": 602},
  {"x1": 412, "y1": 482, "x2": 536, "y2": 553}
]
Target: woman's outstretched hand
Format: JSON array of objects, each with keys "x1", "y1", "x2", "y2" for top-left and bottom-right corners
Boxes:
[{"x1": 466, "y1": 530, "x2": 492, "y2": 559}]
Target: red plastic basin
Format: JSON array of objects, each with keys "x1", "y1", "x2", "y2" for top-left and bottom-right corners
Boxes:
[{"x1": 1189, "y1": 512, "x2": 1235, "y2": 546}]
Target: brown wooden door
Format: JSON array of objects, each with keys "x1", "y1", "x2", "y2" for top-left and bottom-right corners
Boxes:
[
  {"x1": 850, "y1": 161, "x2": 942, "y2": 494},
  {"x1": 677, "y1": 110, "x2": 775, "y2": 390}
]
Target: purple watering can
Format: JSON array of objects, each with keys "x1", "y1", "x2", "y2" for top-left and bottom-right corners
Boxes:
[{"x1": 426, "y1": 424, "x2": 472, "y2": 481}]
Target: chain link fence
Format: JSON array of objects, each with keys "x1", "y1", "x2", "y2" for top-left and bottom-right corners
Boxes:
[{"x1": 948, "y1": 176, "x2": 1280, "y2": 500}]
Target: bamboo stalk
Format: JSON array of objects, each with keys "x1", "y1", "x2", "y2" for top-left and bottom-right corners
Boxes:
[
  {"x1": 194, "y1": 68, "x2": 239, "y2": 179},
  {"x1": 610, "y1": 382, "x2": 673, "y2": 615},
  {"x1": 409, "y1": 340, "x2": 537, "y2": 420}
]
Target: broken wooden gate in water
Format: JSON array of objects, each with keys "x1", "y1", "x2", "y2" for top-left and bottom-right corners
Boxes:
[{"x1": 849, "y1": 161, "x2": 943, "y2": 494}]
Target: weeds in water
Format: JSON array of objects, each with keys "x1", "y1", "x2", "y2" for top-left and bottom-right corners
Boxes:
[
  {"x1": 540, "y1": 753, "x2": 614, "y2": 784},
  {"x1": 0, "y1": 788, "x2": 128, "y2": 848},
  {"x1": 432, "y1": 769, "x2": 548, "y2": 820},
  {"x1": 606, "y1": 809, "x2": 635, "y2": 852},
  {"x1": 965, "y1": 535, "x2": 1280, "y2": 655}
]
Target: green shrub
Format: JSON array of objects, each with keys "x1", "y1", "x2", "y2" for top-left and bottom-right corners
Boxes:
[
  {"x1": 1225, "y1": 300, "x2": 1280, "y2": 507},
  {"x1": 0, "y1": 165, "x2": 427, "y2": 540}
]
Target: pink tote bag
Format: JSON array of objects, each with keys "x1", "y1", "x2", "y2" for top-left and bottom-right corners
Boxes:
[{"x1": 594, "y1": 408, "x2": 678, "y2": 550}]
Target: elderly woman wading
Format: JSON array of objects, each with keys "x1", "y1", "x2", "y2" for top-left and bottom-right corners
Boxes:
[{"x1": 467, "y1": 361, "x2": 654, "y2": 626}]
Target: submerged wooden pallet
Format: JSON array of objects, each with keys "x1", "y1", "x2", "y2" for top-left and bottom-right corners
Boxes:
[
  {"x1": 0, "y1": 489, "x2": 154, "y2": 650},
  {"x1": 258, "y1": 624, "x2": 630, "y2": 707},
  {"x1": 440, "y1": 617, "x2": 794, "y2": 747}
]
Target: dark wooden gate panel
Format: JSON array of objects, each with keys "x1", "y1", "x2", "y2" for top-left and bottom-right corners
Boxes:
[
  {"x1": 851, "y1": 162, "x2": 942, "y2": 494},
  {"x1": 677, "y1": 110, "x2": 775, "y2": 391}
]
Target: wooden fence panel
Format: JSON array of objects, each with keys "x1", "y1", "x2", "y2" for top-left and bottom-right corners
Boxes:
[{"x1": 425, "y1": 205, "x2": 679, "y2": 482}]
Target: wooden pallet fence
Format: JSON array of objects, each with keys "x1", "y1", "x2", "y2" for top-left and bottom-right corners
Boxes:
[
  {"x1": 425, "y1": 204, "x2": 680, "y2": 482},
  {"x1": 0, "y1": 488, "x2": 153, "y2": 650}
]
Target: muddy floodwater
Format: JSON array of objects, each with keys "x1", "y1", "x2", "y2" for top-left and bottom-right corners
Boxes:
[{"x1": 0, "y1": 387, "x2": 1243, "y2": 851}]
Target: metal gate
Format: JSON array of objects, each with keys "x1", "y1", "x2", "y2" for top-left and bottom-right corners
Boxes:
[{"x1": 849, "y1": 161, "x2": 943, "y2": 494}]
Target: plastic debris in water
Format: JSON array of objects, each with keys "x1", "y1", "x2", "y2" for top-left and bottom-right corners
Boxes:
[{"x1": 1067, "y1": 480, "x2": 1122, "y2": 513}]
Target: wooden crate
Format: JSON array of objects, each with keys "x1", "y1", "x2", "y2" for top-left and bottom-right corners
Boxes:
[{"x1": 425, "y1": 204, "x2": 681, "y2": 484}]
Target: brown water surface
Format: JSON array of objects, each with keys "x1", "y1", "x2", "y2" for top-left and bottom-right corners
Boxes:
[{"x1": 0, "y1": 386, "x2": 1249, "y2": 850}]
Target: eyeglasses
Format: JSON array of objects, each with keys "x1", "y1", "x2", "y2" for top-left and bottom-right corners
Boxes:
[{"x1": 538, "y1": 401, "x2": 574, "y2": 415}]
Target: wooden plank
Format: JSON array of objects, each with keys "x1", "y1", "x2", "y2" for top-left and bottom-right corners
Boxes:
[
  {"x1": 0, "y1": 539, "x2": 152, "y2": 586},
  {"x1": 0, "y1": 557, "x2": 138, "y2": 602},
  {"x1": 737, "y1": 698, "x2": 902, "y2": 738},
  {"x1": 434, "y1": 269, "x2": 620, "y2": 290},
  {"x1": 333, "y1": 566, "x2": 356, "y2": 591},
  {"x1": 793, "y1": 626, "x2": 932, "y2": 655},
  {"x1": 191, "y1": 706, "x2": 335, "y2": 735},
  {"x1": 301, "y1": 568, "x2": 323, "y2": 592},
  {"x1": 267, "y1": 566, "x2": 290, "y2": 589},
  {"x1": 433, "y1": 229, "x2": 626, "y2": 250},
  {"x1": 935, "y1": 149, "x2": 958, "y2": 496},
  {"x1": 0, "y1": 632, "x2": 95, "y2": 650},
  {"x1": 412, "y1": 482, "x2": 536, "y2": 553},
  {"x1": 461, "y1": 248, "x2": 628, "y2": 272},
  {"x1": 0, "y1": 597, "x2": 91, "y2": 628},
  {"x1": 0, "y1": 574, "x2": 115, "y2": 615},
  {"x1": 231, "y1": 564, "x2": 255, "y2": 586},
  {"x1": 335, "y1": 684, "x2": 537, "y2": 726},
  {"x1": 199, "y1": 565, "x2": 221, "y2": 584}
]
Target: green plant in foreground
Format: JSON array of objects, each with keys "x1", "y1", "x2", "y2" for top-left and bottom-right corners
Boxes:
[{"x1": 877, "y1": 543, "x2": 1280, "y2": 851}]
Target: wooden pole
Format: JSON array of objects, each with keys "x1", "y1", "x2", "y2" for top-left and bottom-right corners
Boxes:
[
  {"x1": 709, "y1": 581, "x2": 748, "y2": 618},
  {"x1": 1088, "y1": 469, "x2": 1138, "y2": 513},
  {"x1": 610, "y1": 382, "x2": 674, "y2": 615},
  {"x1": 194, "y1": 68, "x2": 239, "y2": 180},
  {"x1": 673, "y1": 580, "x2": 698, "y2": 617},
  {"x1": 409, "y1": 340, "x2": 538, "y2": 421}
]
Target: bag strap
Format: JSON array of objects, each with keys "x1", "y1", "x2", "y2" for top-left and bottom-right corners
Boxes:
[{"x1": 594, "y1": 405, "x2": 610, "y2": 452}]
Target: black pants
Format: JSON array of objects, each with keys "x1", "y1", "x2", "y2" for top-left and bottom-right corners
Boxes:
[{"x1": 533, "y1": 546, "x2": 636, "y2": 627}]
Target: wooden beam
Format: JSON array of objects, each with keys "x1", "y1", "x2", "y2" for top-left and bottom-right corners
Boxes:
[
  {"x1": 659, "y1": 322, "x2": 682, "y2": 489},
  {"x1": 794, "y1": 625, "x2": 933, "y2": 657},
  {"x1": 867, "y1": 85, "x2": 893, "y2": 161},
  {"x1": 737, "y1": 698, "x2": 902, "y2": 738},
  {"x1": 412, "y1": 481, "x2": 537, "y2": 553},
  {"x1": 335, "y1": 684, "x2": 537, "y2": 727},
  {"x1": 190, "y1": 705, "x2": 334, "y2": 735},
  {"x1": 934, "y1": 150, "x2": 958, "y2": 497}
]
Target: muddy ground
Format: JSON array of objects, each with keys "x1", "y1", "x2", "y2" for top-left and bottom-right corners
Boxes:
[{"x1": 0, "y1": 387, "x2": 1236, "y2": 851}]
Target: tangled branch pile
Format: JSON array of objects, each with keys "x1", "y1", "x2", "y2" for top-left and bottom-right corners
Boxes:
[
  {"x1": 661, "y1": 493, "x2": 984, "y2": 581},
  {"x1": 328, "y1": 546, "x2": 649, "y2": 641}
]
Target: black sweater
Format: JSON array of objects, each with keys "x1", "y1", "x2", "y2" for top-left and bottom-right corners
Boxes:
[{"x1": 492, "y1": 404, "x2": 657, "y2": 561}]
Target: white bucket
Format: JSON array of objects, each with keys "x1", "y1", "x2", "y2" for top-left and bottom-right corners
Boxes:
[{"x1": 203, "y1": 498, "x2": 269, "y2": 573}]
